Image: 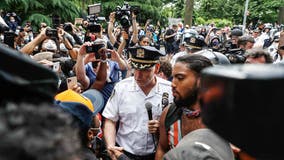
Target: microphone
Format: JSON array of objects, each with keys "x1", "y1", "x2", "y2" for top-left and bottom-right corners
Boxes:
[
  {"x1": 145, "y1": 102, "x2": 153, "y2": 120},
  {"x1": 161, "y1": 92, "x2": 169, "y2": 110},
  {"x1": 145, "y1": 102, "x2": 157, "y2": 150}
]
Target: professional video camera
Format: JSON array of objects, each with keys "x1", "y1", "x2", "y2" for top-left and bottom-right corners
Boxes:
[
  {"x1": 86, "y1": 3, "x2": 106, "y2": 33},
  {"x1": 224, "y1": 48, "x2": 246, "y2": 64},
  {"x1": 115, "y1": 2, "x2": 140, "y2": 30}
]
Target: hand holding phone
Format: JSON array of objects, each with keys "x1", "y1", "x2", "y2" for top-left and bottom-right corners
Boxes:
[
  {"x1": 53, "y1": 62, "x2": 60, "y2": 72},
  {"x1": 67, "y1": 76, "x2": 77, "y2": 89}
]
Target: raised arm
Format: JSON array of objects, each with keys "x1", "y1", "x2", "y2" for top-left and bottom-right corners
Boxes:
[
  {"x1": 20, "y1": 28, "x2": 47, "y2": 54},
  {"x1": 131, "y1": 12, "x2": 138, "y2": 44},
  {"x1": 74, "y1": 43, "x2": 91, "y2": 90},
  {"x1": 90, "y1": 50, "x2": 108, "y2": 90},
  {"x1": 108, "y1": 12, "x2": 117, "y2": 45}
]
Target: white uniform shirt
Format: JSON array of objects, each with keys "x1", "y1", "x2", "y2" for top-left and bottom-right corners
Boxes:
[{"x1": 102, "y1": 76, "x2": 173, "y2": 155}]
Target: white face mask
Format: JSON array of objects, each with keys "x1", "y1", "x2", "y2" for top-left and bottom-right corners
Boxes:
[
  {"x1": 59, "y1": 43, "x2": 68, "y2": 52},
  {"x1": 10, "y1": 19, "x2": 15, "y2": 22},
  {"x1": 42, "y1": 39, "x2": 57, "y2": 51},
  {"x1": 0, "y1": 35, "x2": 4, "y2": 42}
]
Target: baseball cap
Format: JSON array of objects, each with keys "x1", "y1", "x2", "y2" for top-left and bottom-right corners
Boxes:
[{"x1": 55, "y1": 89, "x2": 104, "y2": 115}]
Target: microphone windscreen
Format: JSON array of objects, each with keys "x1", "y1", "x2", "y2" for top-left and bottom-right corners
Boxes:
[{"x1": 145, "y1": 102, "x2": 152, "y2": 111}]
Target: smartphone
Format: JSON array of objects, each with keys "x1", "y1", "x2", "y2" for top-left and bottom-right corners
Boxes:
[
  {"x1": 67, "y1": 76, "x2": 77, "y2": 89},
  {"x1": 53, "y1": 62, "x2": 60, "y2": 72}
]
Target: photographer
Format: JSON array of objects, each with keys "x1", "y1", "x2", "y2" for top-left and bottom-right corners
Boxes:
[
  {"x1": 63, "y1": 22, "x2": 83, "y2": 45},
  {"x1": 21, "y1": 26, "x2": 76, "y2": 58},
  {"x1": 75, "y1": 40, "x2": 127, "y2": 110},
  {"x1": 4, "y1": 12, "x2": 21, "y2": 32},
  {"x1": 108, "y1": 9, "x2": 139, "y2": 48}
]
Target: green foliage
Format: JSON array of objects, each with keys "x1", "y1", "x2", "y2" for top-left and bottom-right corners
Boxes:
[
  {"x1": 196, "y1": 0, "x2": 281, "y2": 25},
  {"x1": 206, "y1": 18, "x2": 233, "y2": 28},
  {"x1": 1, "y1": 0, "x2": 81, "y2": 29},
  {"x1": 173, "y1": 0, "x2": 185, "y2": 18},
  {"x1": 195, "y1": 17, "x2": 206, "y2": 25},
  {"x1": 1, "y1": 0, "x2": 281, "y2": 31}
]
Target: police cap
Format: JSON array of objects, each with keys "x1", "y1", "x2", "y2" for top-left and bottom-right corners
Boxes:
[
  {"x1": 128, "y1": 46, "x2": 165, "y2": 70},
  {"x1": 185, "y1": 35, "x2": 205, "y2": 50}
]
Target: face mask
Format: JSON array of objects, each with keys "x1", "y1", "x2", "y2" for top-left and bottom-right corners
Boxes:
[
  {"x1": 212, "y1": 41, "x2": 219, "y2": 46},
  {"x1": 43, "y1": 39, "x2": 57, "y2": 51}
]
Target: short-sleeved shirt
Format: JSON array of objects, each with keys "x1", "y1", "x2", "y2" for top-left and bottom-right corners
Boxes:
[
  {"x1": 102, "y1": 76, "x2": 173, "y2": 156},
  {"x1": 85, "y1": 60, "x2": 120, "y2": 105},
  {"x1": 164, "y1": 29, "x2": 176, "y2": 43}
]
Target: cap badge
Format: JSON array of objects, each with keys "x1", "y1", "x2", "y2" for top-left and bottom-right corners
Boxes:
[
  {"x1": 190, "y1": 37, "x2": 196, "y2": 44},
  {"x1": 136, "y1": 48, "x2": 145, "y2": 58}
]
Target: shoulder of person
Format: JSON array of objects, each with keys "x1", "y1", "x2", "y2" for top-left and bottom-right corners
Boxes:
[
  {"x1": 164, "y1": 129, "x2": 230, "y2": 160},
  {"x1": 114, "y1": 76, "x2": 133, "y2": 87},
  {"x1": 157, "y1": 77, "x2": 172, "y2": 86},
  {"x1": 176, "y1": 128, "x2": 234, "y2": 160}
]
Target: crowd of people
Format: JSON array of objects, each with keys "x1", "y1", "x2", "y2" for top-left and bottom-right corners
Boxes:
[{"x1": 0, "y1": 7, "x2": 284, "y2": 160}]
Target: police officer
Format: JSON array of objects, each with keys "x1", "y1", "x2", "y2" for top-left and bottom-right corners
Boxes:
[
  {"x1": 171, "y1": 34, "x2": 206, "y2": 66},
  {"x1": 103, "y1": 46, "x2": 173, "y2": 160}
]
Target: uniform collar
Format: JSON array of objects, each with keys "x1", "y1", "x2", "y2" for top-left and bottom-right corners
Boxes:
[{"x1": 131, "y1": 76, "x2": 161, "y2": 94}]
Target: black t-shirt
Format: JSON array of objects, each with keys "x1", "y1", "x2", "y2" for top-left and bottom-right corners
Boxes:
[{"x1": 164, "y1": 29, "x2": 176, "y2": 43}]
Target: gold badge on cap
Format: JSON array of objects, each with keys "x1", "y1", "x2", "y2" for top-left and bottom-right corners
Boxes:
[
  {"x1": 190, "y1": 37, "x2": 196, "y2": 44},
  {"x1": 136, "y1": 48, "x2": 145, "y2": 58}
]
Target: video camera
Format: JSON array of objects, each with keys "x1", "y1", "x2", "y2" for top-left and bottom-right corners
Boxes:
[
  {"x1": 86, "y1": 3, "x2": 106, "y2": 33},
  {"x1": 224, "y1": 48, "x2": 246, "y2": 64},
  {"x1": 45, "y1": 28, "x2": 58, "y2": 39},
  {"x1": 115, "y1": 2, "x2": 140, "y2": 30}
]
